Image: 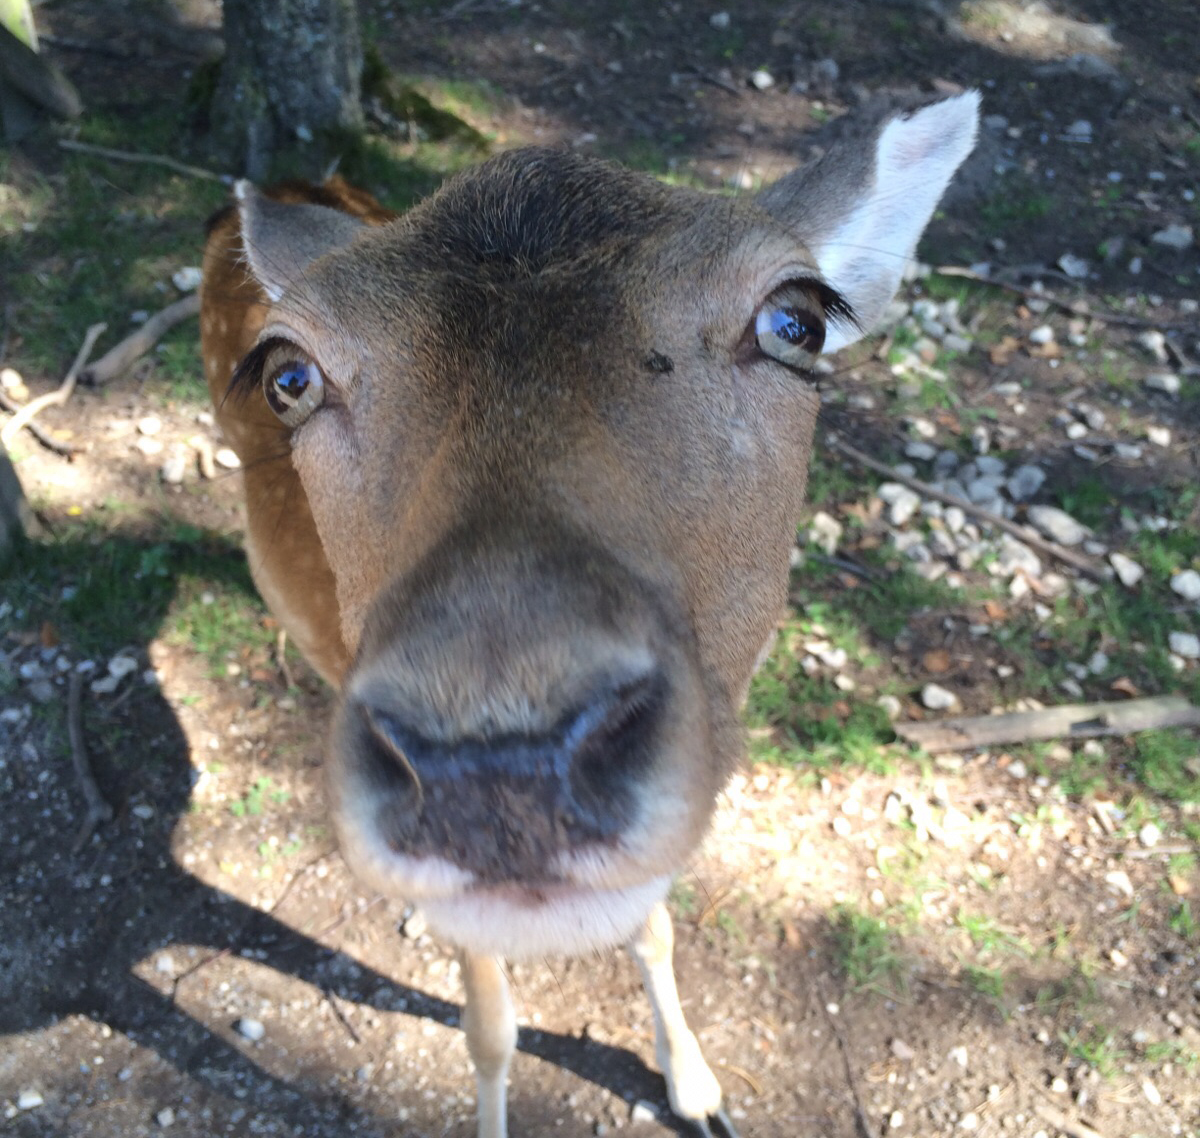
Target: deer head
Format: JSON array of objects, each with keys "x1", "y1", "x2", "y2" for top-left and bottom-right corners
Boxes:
[{"x1": 202, "y1": 91, "x2": 978, "y2": 1136}]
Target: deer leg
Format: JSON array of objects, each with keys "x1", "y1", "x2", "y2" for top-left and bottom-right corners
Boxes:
[
  {"x1": 460, "y1": 951, "x2": 516, "y2": 1138},
  {"x1": 629, "y1": 901, "x2": 739, "y2": 1138}
]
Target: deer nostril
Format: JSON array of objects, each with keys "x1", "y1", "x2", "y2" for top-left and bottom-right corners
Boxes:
[
  {"x1": 360, "y1": 704, "x2": 424, "y2": 803},
  {"x1": 567, "y1": 671, "x2": 667, "y2": 833}
]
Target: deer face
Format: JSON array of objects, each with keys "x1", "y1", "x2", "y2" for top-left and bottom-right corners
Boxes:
[{"x1": 205, "y1": 95, "x2": 979, "y2": 960}]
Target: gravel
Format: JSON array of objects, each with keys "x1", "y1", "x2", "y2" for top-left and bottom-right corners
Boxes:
[
  {"x1": 1168, "y1": 631, "x2": 1200, "y2": 659},
  {"x1": 1170, "y1": 570, "x2": 1200, "y2": 602},
  {"x1": 1005, "y1": 464, "x2": 1045, "y2": 501},
  {"x1": 921, "y1": 683, "x2": 959, "y2": 711},
  {"x1": 1144, "y1": 372, "x2": 1181, "y2": 395},
  {"x1": 1109, "y1": 552, "x2": 1144, "y2": 588}
]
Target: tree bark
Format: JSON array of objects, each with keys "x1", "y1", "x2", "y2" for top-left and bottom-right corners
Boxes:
[{"x1": 213, "y1": 0, "x2": 362, "y2": 180}]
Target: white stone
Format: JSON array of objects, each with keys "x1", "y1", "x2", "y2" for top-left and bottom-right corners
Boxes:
[
  {"x1": 1027, "y1": 505, "x2": 1089, "y2": 546},
  {"x1": 1065, "y1": 421, "x2": 1088, "y2": 440},
  {"x1": 17, "y1": 1090, "x2": 43, "y2": 1110},
  {"x1": 904, "y1": 441, "x2": 937, "y2": 461},
  {"x1": 1145, "y1": 372, "x2": 1181, "y2": 395},
  {"x1": 236, "y1": 1017, "x2": 265, "y2": 1042},
  {"x1": 1146, "y1": 425, "x2": 1171, "y2": 447},
  {"x1": 157, "y1": 1106, "x2": 176, "y2": 1127},
  {"x1": 1170, "y1": 569, "x2": 1200, "y2": 602},
  {"x1": 215, "y1": 447, "x2": 241, "y2": 470},
  {"x1": 171, "y1": 266, "x2": 203, "y2": 292},
  {"x1": 750, "y1": 68, "x2": 775, "y2": 90},
  {"x1": 943, "y1": 506, "x2": 966, "y2": 534},
  {"x1": 876, "y1": 694, "x2": 902, "y2": 721},
  {"x1": 1150, "y1": 224, "x2": 1194, "y2": 251},
  {"x1": 1109, "y1": 552, "x2": 1144, "y2": 588},
  {"x1": 1087, "y1": 651, "x2": 1109, "y2": 674},
  {"x1": 889, "y1": 1110, "x2": 905, "y2": 1129},
  {"x1": 631, "y1": 1100, "x2": 657, "y2": 1123},
  {"x1": 877, "y1": 483, "x2": 921, "y2": 527},
  {"x1": 1105, "y1": 870, "x2": 1134, "y2": 898},
  {"x1": 1006, "y1": 464, "x2": 1045, "y2": 501},
  {"x1": 161, "y1": 448, "x2": 188, "y2": 485},
  {"x1": 136, "y1": 436, "x2": 164, "y2": 456},
  {"x1": 108, "y1": 653, "x2": 139, "y2": 679},
  {"x1": 1142, "y1": 1079, "x2": 1162, "y2": 1106},
  {"x1": 921, "y1": 683, "x2": 958, "y2": 712},
  {"x1": 1058, "y1": 253, "x2": 1089, "y2": 278},
  {"x1": 1007, "y1": 759, "x2": 1027, "y2": 779},
  {"x1": 136, "y1": 415, "x2": 163, "y2": 436},
  {"x1": 1168, "y1": 631, "x2": 1200, "y2": 659},
  {"x1": 709, "y1": 10, "x2": 730, "y2": 28},
  {"x1": 1028, "y1": 324, "x2": 1055, "y2": 345},
  {"x1": 806, "y1": 511, "x2": 843, "y2": 555}
]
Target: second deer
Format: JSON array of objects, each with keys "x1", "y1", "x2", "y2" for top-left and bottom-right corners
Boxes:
[{"x1": 200, "y1": 92, "x2": 979, "y2": 1137}]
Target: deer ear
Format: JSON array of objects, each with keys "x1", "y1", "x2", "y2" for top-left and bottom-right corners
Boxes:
[
  {"x1": 236, "y1": 181, "x2": 367, "y2": 302},
  {"x1": 759, "y1": 92, "x2": 980, "y2": 353}
]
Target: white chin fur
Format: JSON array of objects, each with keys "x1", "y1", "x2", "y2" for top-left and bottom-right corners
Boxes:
[{"x1": 421, "y1": 876, "x2": 672, "y2": 959}]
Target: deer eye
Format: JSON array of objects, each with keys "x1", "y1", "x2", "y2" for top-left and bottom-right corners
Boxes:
[
  {"x1": 753, "y1": 284, "x2": 826, "y2": 370},
  {"x1": 264, "y1": 354, "x2": 325, "y2": 427}
]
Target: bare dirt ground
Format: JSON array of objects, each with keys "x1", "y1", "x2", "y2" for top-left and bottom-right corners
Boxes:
[{"x1": 2, "y1": 2, "x2": 1199, "y2": 1137}]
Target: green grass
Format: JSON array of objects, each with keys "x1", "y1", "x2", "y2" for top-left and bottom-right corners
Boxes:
[
  {"x1": 963, "y1": 963, "x2": 1006, "y2": 1003},
  {"x1": 956, "y1": 912, "x2": 1033, "y2": 957},
  {"x1": 1142, "y1": 1040, "x2": 1200, "y2": 1072},
  {"x1": 1169, "y1": 901, "x2": 1197, "y2": 941},
  {"x1": 832, "y1": 904, "x2": 907, "y2": 998},
  {"x1": 1061, "y1": 1027, "x2": 1127, "y2": 1079},
  {"x1": 230, "y1": 776, "x2": 290, "y2": 818},
  {"x1": 166, "y1": 572, "x2": 275, "y2": 677}
]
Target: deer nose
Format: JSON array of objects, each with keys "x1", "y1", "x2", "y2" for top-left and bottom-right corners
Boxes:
[{"x1": 349, "y1": 671, "x2": 667, "y2": 880}]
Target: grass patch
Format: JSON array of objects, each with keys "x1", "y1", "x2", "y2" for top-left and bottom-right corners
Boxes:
[
  {"x1": 1060, "y1": 1027, "x2": 1127, "y2": 1079},
  {"x1": 230, "y1": 776, "x2": 290, "y2": 818},
  {"x1": 832, "y1": 903, "x2": 907, "y2": 998},
  {"x1": 956, "y1": 912, "x2": 1034, "y2": 957}
]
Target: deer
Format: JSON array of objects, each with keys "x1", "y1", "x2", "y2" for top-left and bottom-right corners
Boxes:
[{"x1": 200, "y1": 91, "x2": 979, "y2": 1138}]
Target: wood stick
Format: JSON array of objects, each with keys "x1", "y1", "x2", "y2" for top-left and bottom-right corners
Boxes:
[
  {"x1": 0, "y1": 387, "x2": 81, "y2": 455},
  {"x1": 80, "y1": 294, "x2": 200, "y2": 386},
  {"x1": 933, "y1": 265, "x2": 1196, "y2": 333},
  {"x1": 68, "y1": 671, "x2": 114, "y2": 852},
  {"x1": 894, "y1": 695, "x2": 1200, "y2": 753},
  {"x1": 828, "y1": 436, "x2": 1107, "y2": 582},
  {"x1": 58, "y1": 139, "x2": 231, "y2": 184},
  {"x1": 1033, "y1": 1102, "x2": 1104, "y2": 1138},
  {"x1": 1, "y1": 321, "x2": 106, "y2": 447}
]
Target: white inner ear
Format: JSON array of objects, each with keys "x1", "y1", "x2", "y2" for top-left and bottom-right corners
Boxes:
[{"x1": 816, "y1": 92, "x2": 980, "y2": 354}]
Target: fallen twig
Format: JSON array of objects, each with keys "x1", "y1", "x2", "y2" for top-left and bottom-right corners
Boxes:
[
  {"x1": 322, "y1": 987, "x2": 363, "y2": 1045},
  {"x1": 819, "y1": 982, "x2": 874, "y2": 1138},
  {"x1": 894, "y1": 695, "x2": 1200, "y2": 753},
  {"x1": 828, "y1": 436, "x2": 1107, "y2": 582},
  {"x1": 682, "y1": 64, "x2": 743, "y2": 96},
  {"x1": 933, "y1": 265, "x2": 1196, "y2": 332},
  {"x1": 81, "y1": 294, "x2": 201, "y2": 386},
  {"x1": 1, "y1": 322, "x2": 106, "y2": 449},
  {"x1": 0, "y1": 388, "x2": 81, "y2": 455},
  {"x1": 1033, "y1": 1101, "x2": 1105, "y2": 1138},
  {"x1": 68, "y1": 671, "x2": 114, "y2": 852},
  {"x1": 58, "y1": 139, "x2": 231, "y2": 184}
]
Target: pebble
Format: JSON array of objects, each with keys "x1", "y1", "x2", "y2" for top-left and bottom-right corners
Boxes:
[
  {"x1": 17, "y1": 1090, "x2": 43, "y2": 1110},
  {"x1": 807, "y1": 511, "x2": 843, "y2": 555},
  {"x1": 1064, "y1": 421, "x2": 1088, "y2": 440},
  {"x1": 889, "y1": 1109, "x2": 905, "y2": 1129},
  {"x1": 136, "y1": 415, "x2": 163, "y2": 436},
  {"x1": 832, "y1": 816, "x2": 852, "y2": 837},
  {"x1": 215, "y1": 447, "x2": 241, "y2": 470},
  {"x1": 1136, "y1": 329, "x2": 1168, "y2": 362},
  {"x1": 161, "y1": 448, "x2": 188, "y2": 485},
  {"x1": 750, "y1": 68, "x2": 775, "y2": 90},
  {"x1": 630, "y1": 1100, "x2": 657, "y2": 1124},
  {"x1": 1028, "y1": 324, "x2": 1055, "y2": 345},
  {"x1": 921, "y1": 683, "x2": 958, "y2": 712},
  {"x1": 1146, "y1": 425, "x2": 1171, "y2": 447},
  {"x1": 1142, "y1": 1079, "x2": 1162, "y2": 1106},
  {"x1": 877, "y1": 483, "x2": 921, "y2": 527},
  {"x1": 1058, "y1": 253, "x2": 1089, "y2": 278},
  {"x1": 876, "y1": 694, "x2": 902, "y2": 720},
  {"x1": 1109, "y1": 552, "x2": 1144, "y2": 588},
  {"x1": 904, "y1": 441, "x2": 937, "y2": 462},
  {"x1": 1006, "y1": 464, "x2": 1045, "y2": 502},
  {"x1": 1063, "y1": 120, "x2": 1092, "y2": 142},
  {"x1": 400, "y1": 909, "x2": 428, "y2": 939},
  {"x1": 1007, "y1": 759, "x2": 1028, "y2": 779},
  {"x1": 172, "y1": 266, "x2": 203, "y2": 292},
  {"x1": 1104, "y1": 870, "x2": 1134, "y2": 898},
  {"x1": 1027, "y1": 505, "x2": 1089, "y2": 546},
  {"x1": 1145, "y1": 372, "x2": 1181, "y2": 395},
  {"x1": 1171, "y1": 570, "x2": 1200, "y2": 602},
  {"x1": 1169, "y1": 631, "x2": 1200, "y2": 659},
  {"x1": 1050, "y1": 1076, "x2": 1070, "y2": 1094},
  {"x1": 942, "y1": 333, "x2": 973, "y2": 354},
  {"x1": 1150, "y1": 223, "x2": 1193, "y2": 251},
  {"x1": 958, "y1": 1112, "x2": 979, "y2": 1132},
  {"x1": 708, "y1": 10, "x2": 730, "y2": 28},
  {"x1": 943, "y1": 506, "x2": 966, "y2": 534},
  {"x1": 136, "y1": 436, "x2": 165, "y2": 456},
  {"x1": 157, "y1": 1106, "x2": 176, "y2": 1127},
  {"x1": 236, "y1": 1017, "x2": 265, "y2": 1042}
]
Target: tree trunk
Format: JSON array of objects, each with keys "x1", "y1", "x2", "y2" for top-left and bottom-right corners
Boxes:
[{"x1": 213, "y1": 0, "x2": 362, "y2": 180}]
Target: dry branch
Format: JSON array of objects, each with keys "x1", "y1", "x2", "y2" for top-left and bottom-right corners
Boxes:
[
  {"x1": 828, "y1": 436, "x2": 1107, "y2": 582},
  {"x1": 894, "y1": 695, "x2": 1200, "y2": 753},
  {"x1": 1, "y1": 321, "x2": 106, "y2": 448},
  {"x1": 0, "y1": 387, "x2": 80, "y2": 455},
  {"x1": 58, "y1": 138, "x2": 230, "y2": 183},
  {"x1": 81, "y1": 294, "x2": 200, "y2": 386},
  {"x1": 68, "y1": 671, "x2": 114, "y2": 852},
  {"x1": 934, "y1": 265, "x2": 1197, "y2": 333}
]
